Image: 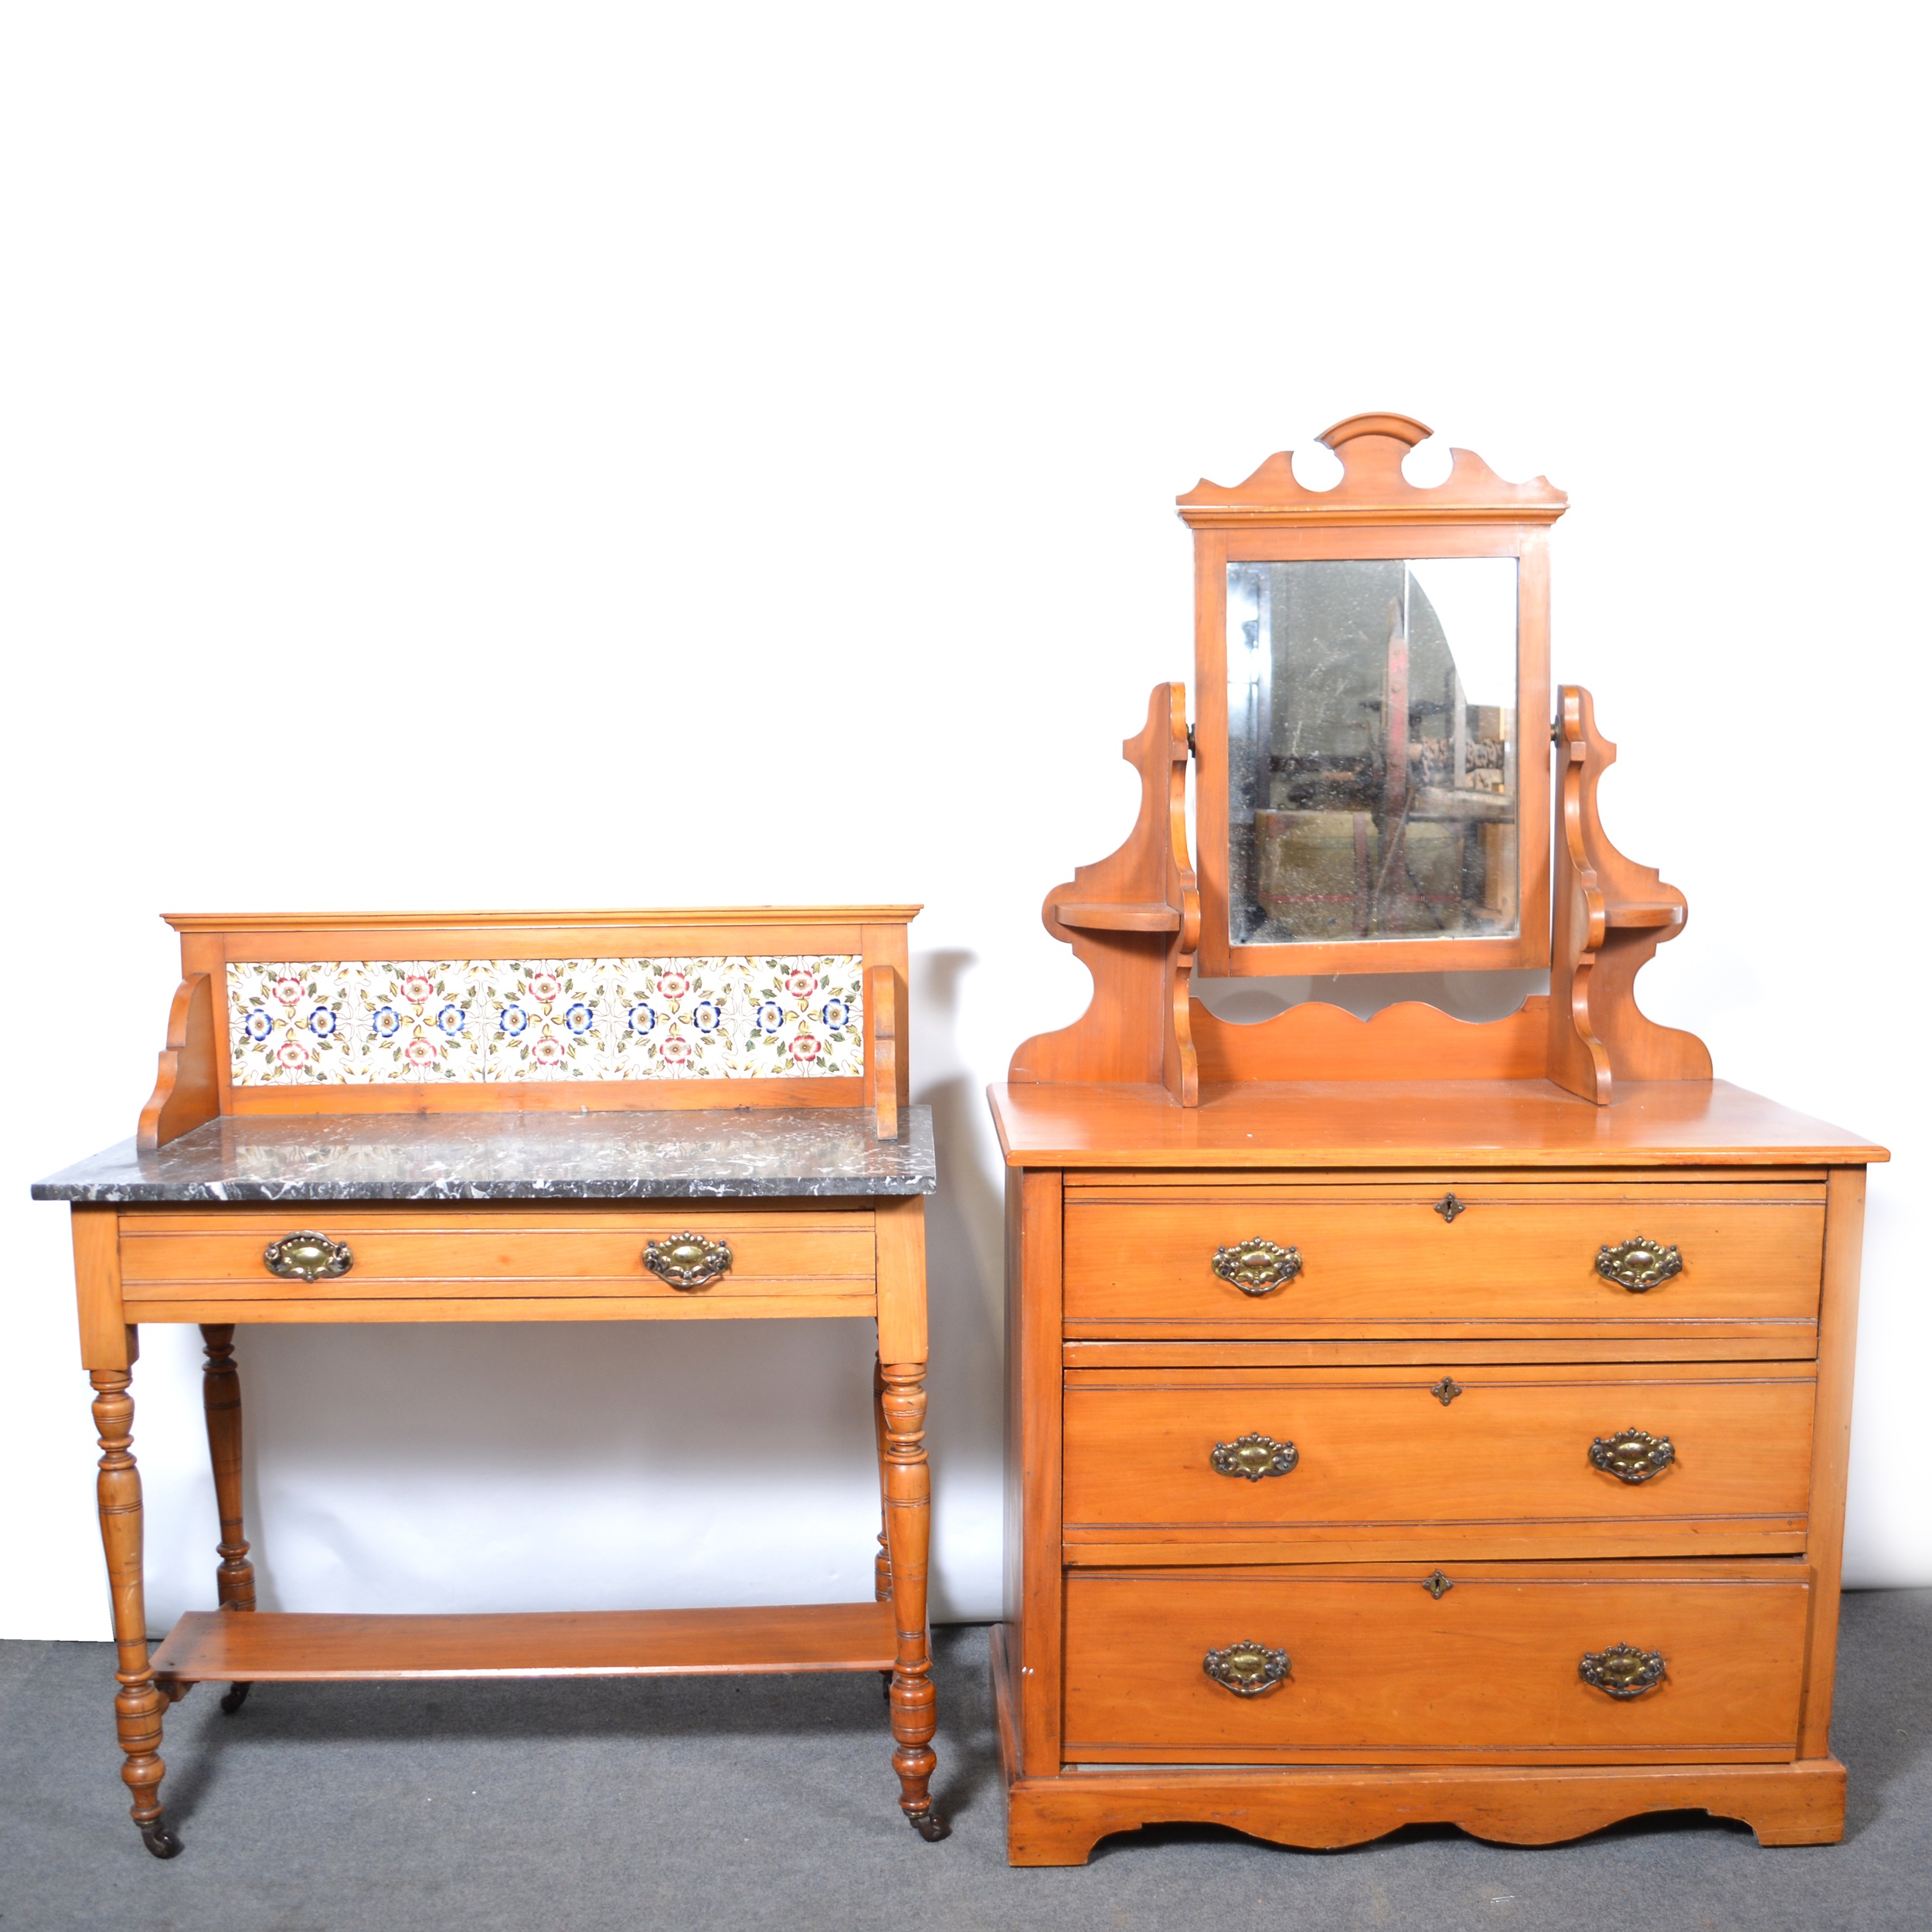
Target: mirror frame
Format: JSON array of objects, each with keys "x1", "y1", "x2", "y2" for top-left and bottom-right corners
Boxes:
[{"x1": 1181, "y1": 415, "x2": 1563, "y2": 978}]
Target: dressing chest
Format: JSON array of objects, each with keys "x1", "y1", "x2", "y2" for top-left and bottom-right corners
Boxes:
[
  {"x1": 988, "y1": 417, "x2": 1885, "y2": 1864},
  {"x1": 34, "y1": 905, "x2": 948, "y2": 1855}
]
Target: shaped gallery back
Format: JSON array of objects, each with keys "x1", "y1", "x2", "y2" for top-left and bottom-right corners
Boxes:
[{"x1": 1012, "y1": 411, "x2": 1707, "y2": 1105}]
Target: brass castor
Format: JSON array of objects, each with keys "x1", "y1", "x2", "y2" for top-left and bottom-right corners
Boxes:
[
  {"x1": 906, "y1": 1806, "x2": 950, "y2": 1842},
  {"x1": 219, "y1": 1681, "x2": 251, "y2": 1715},
  {"x1": 138, "y1": 1818, "x2": 182, "y2": 1859}
]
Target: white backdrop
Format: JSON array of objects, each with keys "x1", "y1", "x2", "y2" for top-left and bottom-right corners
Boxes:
[{"x1": 2, "y1": 5, "x2": 1925, "y2": 1641}]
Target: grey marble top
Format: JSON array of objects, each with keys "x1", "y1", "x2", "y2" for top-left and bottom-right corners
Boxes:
[{"x1": 30, "y1": 1107, "x2": 935, "y2": 1203}]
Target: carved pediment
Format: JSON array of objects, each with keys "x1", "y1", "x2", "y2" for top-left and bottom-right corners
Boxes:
[{"x1": 1176, "y1": 412, "x2": 1567, "y2": 529}]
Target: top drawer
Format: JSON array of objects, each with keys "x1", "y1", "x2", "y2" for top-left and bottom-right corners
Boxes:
[
  {"x1": 1063, "y1": 1175, "x2": 1825, "y2": 1340},
  {"x1": 118, "y1": 1205, "x2": 876, "y2": 1308}
]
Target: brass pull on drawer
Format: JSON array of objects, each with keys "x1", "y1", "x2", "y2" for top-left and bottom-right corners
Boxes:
[
  {"x1": 1210, "y1": 1433, "x2": 1298, "y2": 1481},
  {"x1": 262, "y1": 1232, "x2": 353, "y2": 1281},
  {"x1": 644, "y1": 1233, "x2": 733, "y2": 1290},
  {"x1": 1203, "y1": 1641, "x2": 1290, "y2": 1696},
  {"x1": 1589, "y1": 1427, "x2": 1675, "y2": 1483},
  {"x1": 1596, "y1": 1236, "x2": 1683, "y2": 1291},
  {"x1": 1580, "y1": 1644, "x2": 1666, "y2": 1698},
  {"x1": 1211, "y1": 1238, "x2": 1302, "y2": 1295}
]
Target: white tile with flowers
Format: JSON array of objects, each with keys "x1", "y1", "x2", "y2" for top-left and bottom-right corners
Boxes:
[{"x1": 226, "y1": 957, "x2": 866, "y2": 1085}]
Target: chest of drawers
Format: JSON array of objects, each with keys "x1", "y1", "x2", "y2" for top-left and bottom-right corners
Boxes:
[
  {"x1": 989, "y1": 423, "x2": 1886, "y2": 1864},
  {"x1": 989, "y1": 1096, "x2": 1879, "y2": 1865}
]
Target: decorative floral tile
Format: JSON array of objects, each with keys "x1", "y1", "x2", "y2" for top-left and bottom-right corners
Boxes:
[{"x1": 226, "y1": 957, "x2": 866, "y2": 1087}]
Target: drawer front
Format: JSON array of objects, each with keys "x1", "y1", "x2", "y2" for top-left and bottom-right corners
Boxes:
[
  {"x1": 1062, "y1": 1563, "x2": 1808, "y2": 1764},
  {"x1": 1063, "y1": 1186, "x2": 1824, "y2": 1335},
  {"x1": 118, "y1": 1207, "x2": 875, "y2": 1304},
  {"x1": 1062, "y1": 1364, "x2": 1815, "y2": 1556}
]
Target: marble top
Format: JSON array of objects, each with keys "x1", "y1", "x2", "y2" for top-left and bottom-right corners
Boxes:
[{"x1": 30, "y1": 1107, "x2": 935, "y2": 1203}]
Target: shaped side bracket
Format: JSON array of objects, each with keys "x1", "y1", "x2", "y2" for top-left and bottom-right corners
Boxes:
[
  {"x1": 137, "y1": 975, "x2": 219, "y2": 1151},
  {"x1": 1009, "y1": 684, "x2": 1200, "y2": 1104},
  {"x1": 1548, "y1": 686, "x2": 1711, "y2": 1104}
]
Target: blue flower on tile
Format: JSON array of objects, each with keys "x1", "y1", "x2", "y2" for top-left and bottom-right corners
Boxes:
[
  {"x1": 370, "y1": 1006, "x2": 401, "y2": 1039},
  {"x1": 563, "y1": 1002, "x2": 594, "y2": 1035},
  {"x1": 243, "y1": 1010, "x2": 274, "y2": 1043},
  {"x1": 690, "y1": 998, "x2": 723, "y2": 1033},
  {"x1": 821, "y1": 998, "x2": 851, "y2": 1031},
  {"x1": 753, "y1": 1000, "x2": 786, "y2": 1034},
  {"x1": 628, "y1": 1003, "x2": 656, "y2": 1035},
  {"x1": 436, "y1": 1005, "x2": 466, "y2": 1036},
  {"x1": 499, "y1": 1005, "x2": 529, "y2": 1037},
  {"x1": 307, "y1": 1007, "x2": 338, "y2": 1039}
]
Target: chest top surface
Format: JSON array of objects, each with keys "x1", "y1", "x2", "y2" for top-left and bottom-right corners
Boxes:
[{"x1": 988, "y1": 1080, "x2": 1884, "y2": 1171}]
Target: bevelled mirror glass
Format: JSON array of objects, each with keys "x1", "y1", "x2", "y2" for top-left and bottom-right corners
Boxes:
[{"x1": 1226, "y1": 556, "x2": 1519, "y2": 948}]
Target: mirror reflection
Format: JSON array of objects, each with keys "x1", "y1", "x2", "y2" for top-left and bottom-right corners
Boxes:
[{"x1": 1227, "y1": 557, "x2": 1519, "y2": 948}]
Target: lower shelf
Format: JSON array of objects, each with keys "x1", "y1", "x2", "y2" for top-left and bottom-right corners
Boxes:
[{"x1": 151, "y1": 1602, "x2": 897, "y2": 1683}]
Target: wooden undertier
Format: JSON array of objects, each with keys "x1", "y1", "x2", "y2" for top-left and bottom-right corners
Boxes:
[{"x1": 151, "y1": 1602, "x2": 896, "y2": 1685}]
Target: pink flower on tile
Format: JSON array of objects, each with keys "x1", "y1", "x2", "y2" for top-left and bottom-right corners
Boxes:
[
  {"x1": 527, "y1": 971, "x2": 562, "y2": 1005},
  {"x1": 789, "y1": 1030, "x2": 822, "y2": 1063},
  {"x1": 655, "y1": 970, "x2": 691, "y2": 1002},
  {"x1": 275, "y1": 1039, "x2": 310, "y2": 1070},
  {"x1": 403, "y1": 1036, "x2": 439, "y2": 1070},
  {"x1": 658, "y1": 1033, "x2": 693, "y2": 1066},
  {"x1": 530, "y1": 1034, "x2": 566, "y2": 1066},
  {"x1": 785, "y1": 968, "x2": 818, "y2": 1001},
  {"x1": 402, "y1": 974, "x2": 436, "y2": 1006},
  {"x1": 273, "y1": 977, "x2": 304, "y2": 1008}
]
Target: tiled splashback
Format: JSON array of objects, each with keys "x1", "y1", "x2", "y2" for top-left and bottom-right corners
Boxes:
[{"x1": 227, "y1": 957, "x2": 866, "y2": 1085}]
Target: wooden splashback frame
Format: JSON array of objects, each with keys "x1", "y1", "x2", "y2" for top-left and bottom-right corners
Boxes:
[{"x1": 139, "y1": 906, "x2": 917, "y2": 1147}]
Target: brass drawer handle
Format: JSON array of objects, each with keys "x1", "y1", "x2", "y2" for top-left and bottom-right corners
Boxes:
[
  {"x1": 1203, "y1": 1641, "x2": 1290, "y2": 1697},
  {"x1": 1596, "y1": 1236, "x2": 1682, "y2": 1292},
  {"x1": 1590, "y1": 1427, "x2": 1675, "y2": 1483},
  {"x1": 1210, "y1": 1432, "x2": 1298, "y2": 1481},
  {"x1": 263, "y1": 1232, "x2": 353, "y2": 1282},
  {"x1": 1580, "y1": 1643, "x2": 1666, "y2": 1699},
  {"x1": 644, "y1": 1233, "x2": 733, "y2": 1290},
  {"x1": 1211, "y1": 1238, "x2": 1302, "y2": 1296}
]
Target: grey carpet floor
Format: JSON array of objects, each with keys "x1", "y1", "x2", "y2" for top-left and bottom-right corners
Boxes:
[{"x1": 1, "y1": 1593, "x2": 1926, "y2": 1932}]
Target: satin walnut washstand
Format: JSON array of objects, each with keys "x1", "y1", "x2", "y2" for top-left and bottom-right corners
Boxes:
[
  {"x1": 988, "y1": 416, "x2": 1886, "y2": 1866},
  {"x1": 33, "y1": 905, "x2": 948, "y2": 1856}
]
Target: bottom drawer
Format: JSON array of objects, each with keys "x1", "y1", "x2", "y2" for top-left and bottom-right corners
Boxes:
[{"x1": 1063, "y1": 1562, "x2": 1808, "y2": 1766}]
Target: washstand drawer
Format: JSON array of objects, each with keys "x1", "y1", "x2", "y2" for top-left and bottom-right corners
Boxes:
[
  {"x1": 1063, "y1": 1181, "x2": 1825, "y2": 1335},
  {"x1": 1062, "y1": 1562, "x2": 1808, "y2": 1764},
  {"x1": 1061, "y1": 1363, "x2": 1815, "y2": 1557},
  {"x1": 117, "y1": 1206, "x2": 876, "y2": 1304}
]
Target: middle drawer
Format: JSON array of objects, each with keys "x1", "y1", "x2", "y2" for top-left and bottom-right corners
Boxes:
[{"x1": 1062, "y1": 1362, "x2": 1815, "y2": 1561}]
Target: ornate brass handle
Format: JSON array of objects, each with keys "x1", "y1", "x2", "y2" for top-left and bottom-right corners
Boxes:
[
  {"x1": 1211, "y1": 1238, "x2": 1302, "y2": 1296},
  {"x1": 1210, "y1": 1432, "x2": 1298, "y2": 1481},
  {"x1": 1596, "y1": 1236, "x2": 1683, "y2": 1292},
  {"x1": 1203, "y1": 1641, "x2": 1290, "y2": 1696},
  {"x1": 643, "y1": 1233, "x2": 733, "y2": 1290},
  {"x1": 1590, "y1": 1427, "x2": 1675, "y2": 1483},
  {"x1": 263, "y1": 1232, "x2": 353, "y2": 1282},
  {"x1": 1580, "y1": 1643, "x2": 1666, "y2": 1698}
]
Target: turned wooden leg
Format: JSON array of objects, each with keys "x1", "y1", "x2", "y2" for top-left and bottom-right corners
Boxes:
[
  {"x1": 200, "y1": 1325, "x2": 255, "y2": 1713},
  {"x1": 90, "y1": 1370, "x2": 179, "y2": 1858},
  {"x1": 872, "y1": 1356, "x2": 894, "y2": 1604},
  {"x1": 879, "y1": 1362, "x2": 947, "y2": 1840},
  {"x1": 872, "y1": 1359, "x2": 894, "y2": 1702}
]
